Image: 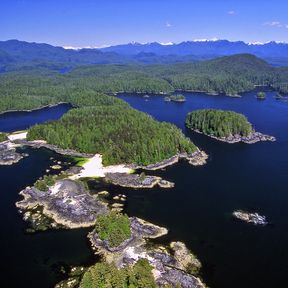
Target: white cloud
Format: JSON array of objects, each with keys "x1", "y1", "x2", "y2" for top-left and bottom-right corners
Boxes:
[
  {"x1": 165, "y1": 21, "x2": 172, "y2": 28},
  {"x1": 264, "y1": 21, "x2": 283, "y2": 27},
  {"x1": 228, "y1": 10, "x2": 236, "y2": 15}
]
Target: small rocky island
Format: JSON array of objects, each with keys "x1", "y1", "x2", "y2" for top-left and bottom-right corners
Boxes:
[
  {"x1": 165, "y1": 94, "x2": 186, "y2": 102},
  {"x1": 233, "y1": 210, "x2": 268, "y2": 225},
  {"x1": 256, "y1": 91, "x2": 266, "y2": 100},
  {"x1": 186, "y1": 109, "x2": 275, "y2": 144},
  {"x1": 16, "y1": 179, "x2": 108, "y2": 229}
]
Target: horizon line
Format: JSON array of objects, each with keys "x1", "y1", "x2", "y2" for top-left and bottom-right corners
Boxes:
[{"x1": 1, "y1": 38, "x2": 288, "y2": 50}]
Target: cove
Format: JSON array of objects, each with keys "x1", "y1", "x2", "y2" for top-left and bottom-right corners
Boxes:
[{"x1": 0, "y1": 103, "x2": 71, "y2": 133}]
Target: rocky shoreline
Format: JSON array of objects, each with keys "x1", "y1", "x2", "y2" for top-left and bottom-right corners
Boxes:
[
  {"x1": 16, "y1": 177, "x2": 207, "y2": 287},
  {"x1": 16, "y1": 179, "x2": 108, "y2": 229},
  {"x1": 16, "y1": 139, "x2": 93, "y2": 158},
  {"x1": 190, "y1": 129, "x2": 276, "y2": 144},
  {"x1": 0, "y1": 141, "x2": 26, "y2": 165},
  {"x1": 104, "y1": 172, "x2": 175, "y2": 189},
  {"x1": 139, "y1": 150, "x2": 208, "y2": 171},
  {"x1": 88, "y1": 217, "x2": 205, "y2": 288}
]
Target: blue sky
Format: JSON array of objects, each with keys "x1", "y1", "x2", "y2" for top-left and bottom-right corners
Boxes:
[{"x1": 1, "y1": 0, "x2": 288, "y2": 47}]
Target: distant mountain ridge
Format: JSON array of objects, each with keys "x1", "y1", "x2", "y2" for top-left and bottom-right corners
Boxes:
[
  {"x1": 99, "y1": 40, "x2": 288, "y2": 63},
  {"x1": 1, "y1": 39, "x2": 288, "y2": 68}
]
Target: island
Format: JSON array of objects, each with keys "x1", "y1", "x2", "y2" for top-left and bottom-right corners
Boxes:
[
  {"x1": 256, "y1": 91, "x2": 266, "y2": 100},
  {"x1": 16, "y1": 166, "x2": 206, "y2": 287},
  {"x1": 185, "y1": 109, "x2": 275, "y2": 143},
  {"x1": 233, "y1": 210, "x2": 268, "y2": 225},
  {"x1": 164, "y1": 94, "x2": 186, "y2": 102}
]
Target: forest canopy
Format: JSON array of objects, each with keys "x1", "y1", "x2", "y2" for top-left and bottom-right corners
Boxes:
[
  {"x1": 27, "y1": 103, "x2": 197, "y2": 165},
  {"x1": 1, "y1": 54, "x2": 288, "y2": 113},
  {"x1": 186, "y1": 109, "x2": 253, "y2": 138},
  {"x1": 80, "y1": 259, "x2": 156, "y2": 288}
]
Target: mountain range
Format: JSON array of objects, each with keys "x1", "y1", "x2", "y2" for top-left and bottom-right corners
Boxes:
[{"x1": 1, "y1": 39, "x2": 288, "y2": 70}]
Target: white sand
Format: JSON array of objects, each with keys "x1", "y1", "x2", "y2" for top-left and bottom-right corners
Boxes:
[
  {"x1": 71, "y1": 154, "x2": 133, "y2": 179},
  {"x1": 8, "y1": 131, "x2": 27, "y2": 141}
]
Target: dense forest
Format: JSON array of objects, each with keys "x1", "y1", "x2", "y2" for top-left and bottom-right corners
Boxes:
[
  {"x1": 80, "y1": 259, "x2": 156, "y2": 288},
  {"x1": 27, "y1": 101, "x2": 196, "y2": 165},
  {"x1": 95, "y1": 212, "x2": 131, "y2": 247},
  {"x1": 1, "y1": 54, "x2": 288, "y2": 113},
  {"x1": 186, "y1": 109, "x2": 253, "y2": 138}
]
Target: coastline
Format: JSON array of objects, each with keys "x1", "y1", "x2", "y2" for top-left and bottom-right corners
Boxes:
[
  {"x1": 0, "y1": 102, "x2": 71, "y2": 116},
  {"x1": 189, "y1": 128, "x2": 276, "y2": 144},
  {"x1": 139, "y1": 149, "x2": 208, "y2": 170}
]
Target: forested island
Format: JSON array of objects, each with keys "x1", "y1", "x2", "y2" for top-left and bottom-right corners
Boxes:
[
  {"x1": 257, "y1": 91, "x2": 266, "y2": 100},
  {"x1": 165, "y1": 94, "x2": 186, "y2": 102},
  {"x1": 186, "y1": 109, "x2": 275, "y2": 143}
]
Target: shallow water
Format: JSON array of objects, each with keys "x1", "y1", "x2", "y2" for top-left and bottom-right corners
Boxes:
[{"x1": 118, "y1": 90, "x2": 288, "y2": 288}]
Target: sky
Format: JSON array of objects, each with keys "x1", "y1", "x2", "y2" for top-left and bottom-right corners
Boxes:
[{"x1": 1, "y1": 0, "x2": 288, "y2": 47}]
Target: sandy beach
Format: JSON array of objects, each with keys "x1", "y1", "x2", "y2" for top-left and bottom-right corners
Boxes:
[{"x1": 71, "y1": 154, "x2": 133, "y2": 178}]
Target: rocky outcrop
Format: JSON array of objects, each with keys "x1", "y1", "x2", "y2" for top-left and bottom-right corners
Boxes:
[
  {"x1": 138, "y1": 150, "x2": 208, "y2": 171},
  {"x1": 16, "y1": 139, "x2": 93, "y2": 158},
  {"x1": 0, "y1": 141, "x2": 25, "y2": 165},
  {"x1": 233, "y1": 210, "x2": 268, "y2": 225},
  {"x1": 16, "y1": 179, "x2": 108, "y2": 228},
  {"x1": 104, "y1": 172, "x2": 174, "y2": 188},
  {"x1": 191, "y1": 129, "x2": 276, "y2": 144},
  {"x1": 88, "y1": 217, "x2": 205, "y2": 288}
]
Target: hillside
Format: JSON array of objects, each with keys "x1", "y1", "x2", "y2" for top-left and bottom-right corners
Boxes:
[
  {"x1": 2, "y1": 39, "x2": 288, "y2": 68},
  {"x1": 1, "y1": 53, "x2": 288, "y2": 113}
]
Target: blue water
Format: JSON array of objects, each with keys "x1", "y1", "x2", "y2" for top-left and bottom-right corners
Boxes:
[
  {"x1": 1, "y1": 92, "x2": 288, "y2": 288},
  {"x1": 118, "y1": 90, "x2": 288, "y2": 288},
  {"x1": 0, "y1": 103, "x2": 71, "y2": 132},
  {"x1": 0, "y1": 104, "x2": 96, "y2": 287}
]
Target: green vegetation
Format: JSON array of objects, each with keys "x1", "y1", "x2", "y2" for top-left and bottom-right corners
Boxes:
[
  {"x1": 257, "y1": 91, "x2": 266, "y2": 99},
  {"x1": 80, "y1": 259, "x2": 156, "y2": 288},
  {"x1": 166, "y1": 94, "x2": 186, "y2": 102},
  {"x1": 69, "y1": 156, "x2": 89, "y2": 167},
  {"x1": 27, "y1": 104, "x2": 196, "y2": 165},
  {"x1": 95, "y1": 212, "x2": 131, "y2": 247},
  {"x1": 34, "y1": 175, "x2": 56, "y2": 192},
  {"x1": 0, "y1": 132, "x2": 7, "y2": 142},
  {"x1": 0, "y1": 54, "x2": 288, "y2": 113},
  {"x1": 186, "y1": 109, "x2": 253, "y2": 138}
]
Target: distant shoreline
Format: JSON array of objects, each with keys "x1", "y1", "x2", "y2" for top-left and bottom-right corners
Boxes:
[{"x1": 0, "y1": 102, "x2": 71, "y2": 116}]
